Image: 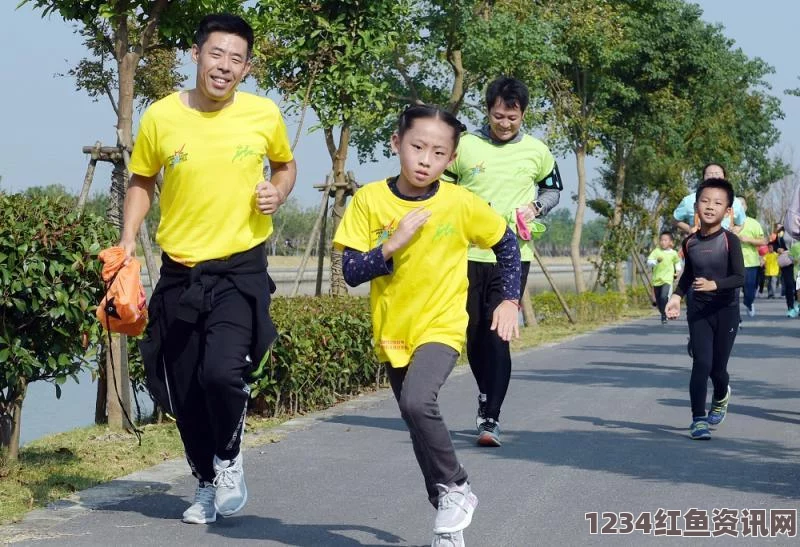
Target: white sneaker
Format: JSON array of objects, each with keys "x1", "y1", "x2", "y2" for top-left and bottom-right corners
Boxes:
[
  {"x1": 433, "y1": 482, "x2": 478, "y2": 534},
  {"x1": 747, "y1": 304, "x2": 756, "y2": 318},
  {"x1": 182, "y1": 482, "x2": 217, "y2": 524},
  {"x1": 432, "y1": 530, "x2": 465, "y2": 546},
  {"x1": 213, "y1": 453, "x2": 247, "y2": 516}
]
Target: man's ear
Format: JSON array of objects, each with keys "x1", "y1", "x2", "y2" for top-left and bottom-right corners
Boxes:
[
  {"x1": 390, "y1": 133, "x2": 400, "y2": 154},
  {"x1": 242, "y1": 59, "x2": 252, "y2": 79},
  {"x1": 191, "y1": 44, "x2": 200, "y2": 64}
]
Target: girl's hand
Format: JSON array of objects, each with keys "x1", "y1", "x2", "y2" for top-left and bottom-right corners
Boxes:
[
  {"x1": 665, "y1": 294, "x2": 681, "y2": 319},
  {"x1": 383, "y1": 208, "x2": 431, "y2": 259},
  {"x1": 491, "y1": 300, "x2": 520, "y2": 341},
  {"x1": 692, "y1": 277, "x2": 717, "y2": 292}
]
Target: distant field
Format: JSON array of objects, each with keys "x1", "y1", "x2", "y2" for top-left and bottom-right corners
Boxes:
[
  {"x1": 264, "y1": 254, "x2": 588, "y2": 269},
  {"x1": 142, "y1": 254, "x2": 590, "y2": 270}
]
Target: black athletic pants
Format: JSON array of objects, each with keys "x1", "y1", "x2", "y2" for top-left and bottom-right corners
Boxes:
[
  {"x1": 653, "y1": 284, "x2": 671, "y2": 320},
  {"x1": 688, "y1": 305, "x2": 738, "y2": 419},
  {"x1": 780, "y1": 265, "x2": 796, "y2": 310},
  {"x1": 466, "y1": 260, "x2": 530, "y2": 421},
  {"x1": 159, "y1": 277, "x2": 252, "y2": 483}
]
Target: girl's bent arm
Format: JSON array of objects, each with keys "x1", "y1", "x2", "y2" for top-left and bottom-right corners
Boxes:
[
  {"x1": 491, "y1": 227, "x2": 522, "y2": 302},
  {"x1": 342, "y1": 246, "x2": 393, "y2": 287}
]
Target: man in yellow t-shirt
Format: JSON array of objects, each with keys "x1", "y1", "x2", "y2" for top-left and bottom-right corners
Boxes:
[{"x1": 120, "y1": 14, "x2": 296, "y2": 525}]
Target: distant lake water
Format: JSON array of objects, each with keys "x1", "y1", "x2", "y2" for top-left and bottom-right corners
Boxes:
[{"x1": 20, "y1": 369, "x2": 152, "y2": 446}]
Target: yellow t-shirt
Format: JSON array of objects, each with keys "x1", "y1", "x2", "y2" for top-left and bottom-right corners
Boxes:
[
  {"x1": 333, "y1": 180, "x2": 507, "y2": 367},
  {"x1": 129, "y1": 92, "x2": 293, "y2": 265},
  {"x1": 764, "y1": 252, "x2": 780, "y2": 276}
]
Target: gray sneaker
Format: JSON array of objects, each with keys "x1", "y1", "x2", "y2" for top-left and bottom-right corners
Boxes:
[
  {"x1": 433, "y1": 482, "x2": 478, "y2": 534},
  {"x1": 432, "y1": 530, "x2": 465, "y2": 547},
  {"x1": 477, "y1": 419, "x2": 501, "y2": 447},
  {"x1": 213, "y1": 452, "x2": 247, "y2": 516},
  {"x1": 182, "y1": 482, "x2": 217, "y2": 524}
]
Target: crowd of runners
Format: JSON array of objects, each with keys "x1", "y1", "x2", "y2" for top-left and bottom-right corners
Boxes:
[{"x1": 116, "y1": 13, "x2": 800, "y2": 547}]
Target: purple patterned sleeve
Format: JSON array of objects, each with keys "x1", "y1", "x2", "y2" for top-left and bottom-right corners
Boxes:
[
  {"x1": 492, "y1": 227, "x2": 522, "y2": 300},
  {"x1": 343, "y1": 246, "x2": 393, "y2": 287}
]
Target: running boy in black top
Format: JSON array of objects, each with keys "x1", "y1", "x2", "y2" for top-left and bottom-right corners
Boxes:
[{"x1": 666, "y1": 178, "x2": 744, "y2": 440}]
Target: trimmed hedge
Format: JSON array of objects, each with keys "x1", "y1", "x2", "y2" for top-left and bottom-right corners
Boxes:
[
  {"x1": 130, "y1": 289, "x2": 650, "y2": 420},
  {"x1": 248, "y1": 296, "x2": 381, "y2": 417},
  {"x1": 532, "y1": 290, "x2": 632, "y2": 324}
]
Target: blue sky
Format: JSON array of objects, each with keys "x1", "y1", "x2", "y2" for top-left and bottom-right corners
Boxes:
[{"x1": 1, "y1": 1, "x2": 799, "y2": 209}]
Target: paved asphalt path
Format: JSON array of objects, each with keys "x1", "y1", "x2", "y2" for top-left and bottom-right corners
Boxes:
[{"x1": 4, "y1": 299, "x2": 799, "y2": 546}]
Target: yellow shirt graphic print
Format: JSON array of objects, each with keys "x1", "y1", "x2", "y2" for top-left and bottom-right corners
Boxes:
[{"x1": 333, "y1": 180, "x2": 507, "y2": 367}]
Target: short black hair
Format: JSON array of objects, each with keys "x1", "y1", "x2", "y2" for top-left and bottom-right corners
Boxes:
[
  {"x1": 486, "y1": 76, "x2": 529, "y2": 112},
  {"x1": 397, "y1": 105, "x2": 466, "y2": 149},
  {"x1": 696, "y1": 178, "x2": 735, "y2": 207},
  {"x1": 195, "y1": 13, "x2": 254, "y2": 58},
  {"x1": 659, "y1": 230, "x2": 674, "y2": 239},
  {"x1": 701, "y1": 162, "x2": 726, "y2": 179}
]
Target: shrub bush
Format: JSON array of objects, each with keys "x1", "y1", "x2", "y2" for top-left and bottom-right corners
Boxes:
[
  {"x1": 131, "y1": 289, "x2": 651, "y2": 421},
  {"x1": 249, "y1": 296, "x2": 381, "y2": 417},
  {"x1": 531, "y1": 290, "x2": 632, "y2": 324},
  {"x1": 0, "y1": 194, "x2": 117, "y2": 459}
]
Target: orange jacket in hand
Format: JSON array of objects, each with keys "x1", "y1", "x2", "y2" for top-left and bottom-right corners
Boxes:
[{"x1": 96, "y1": 247, "x2": 148, "y2": 336}]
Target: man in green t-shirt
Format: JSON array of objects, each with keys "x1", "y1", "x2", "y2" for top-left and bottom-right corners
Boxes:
[
  {"x1": 735, "y1": 198, "x2": 767, "y2": 317},
  {"x1": 647, "y1": 231, "x2": 682, "y2": 324},
  {"x1": 441, "y1": 76, "x2": 562, "y2": 447}
]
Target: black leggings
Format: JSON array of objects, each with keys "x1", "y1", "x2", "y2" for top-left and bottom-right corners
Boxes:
[
  {"x1": 466, "y1": 260, "x2": 530, "y2": 421},
  {"x1": 780, "y1": 265, "x2": 796, "y2": 310},
  {"x1": 688, "y1": 305, "x2": 739, "y2": 418},
  {"x1": 654, "y1": 284, "x2": 671, "y2": 319}
]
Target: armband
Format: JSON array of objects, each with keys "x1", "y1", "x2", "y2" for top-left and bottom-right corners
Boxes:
[{"x1": 536, "y1": 162, "x2": 563, "y2": 191}]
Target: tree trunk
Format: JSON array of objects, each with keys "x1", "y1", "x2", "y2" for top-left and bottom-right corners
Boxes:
[
  {"x1": 327, "y1": 124, "x2": 351, "y2": 296},
  {"x1": 105, "y1": 160, "x2": 132, "y2": 428},
  {"x1": 612, "y1": 142, "x2": 627, "y2": 293},
  {"x1": 106, "y1": 333, "x2": 133, "y2": 430},
  {"x1": 116, "y1": 53, "x2": 139, "y2": 151},
  {"x1": 570, "y1": 145, "x2": 588, "y2": 293},
  {"x1": 106, "y1": 50, "x2": 138, "y2": 432},
  {"x1": 0, "y1": 378, "x2": 27, "y2": 461},
  {"x1": 446, "y1": 49, "x2": 466, "y2": 114}
]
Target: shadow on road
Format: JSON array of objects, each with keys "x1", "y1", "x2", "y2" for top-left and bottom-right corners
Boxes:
[
  {"x1": 511, "y1": 360, "x2": 800, "y2": 400},
  {"x1": 327, "y1": 415, "x2": 407, "y2": 432},
  {"x1": 511, "y1": 361, "x2": 686, "y2": 390},
  {"x1": 658, "y1": 397, "x2": 800, "y2": 426},
  {"x1": 453, "y1": 419, "x2": 799, "y2": 500},
  {"x1": 101, "y1": 492, "x2": 407, "y2": 546}
]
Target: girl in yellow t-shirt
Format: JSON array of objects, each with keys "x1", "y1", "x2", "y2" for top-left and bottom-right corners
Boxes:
[
  {"x1": 764, "y1": 244, "x2": 780, "y2": 298},
  {"x1": 334, "y1": 106, "x2": 521, "y2": 546}
]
